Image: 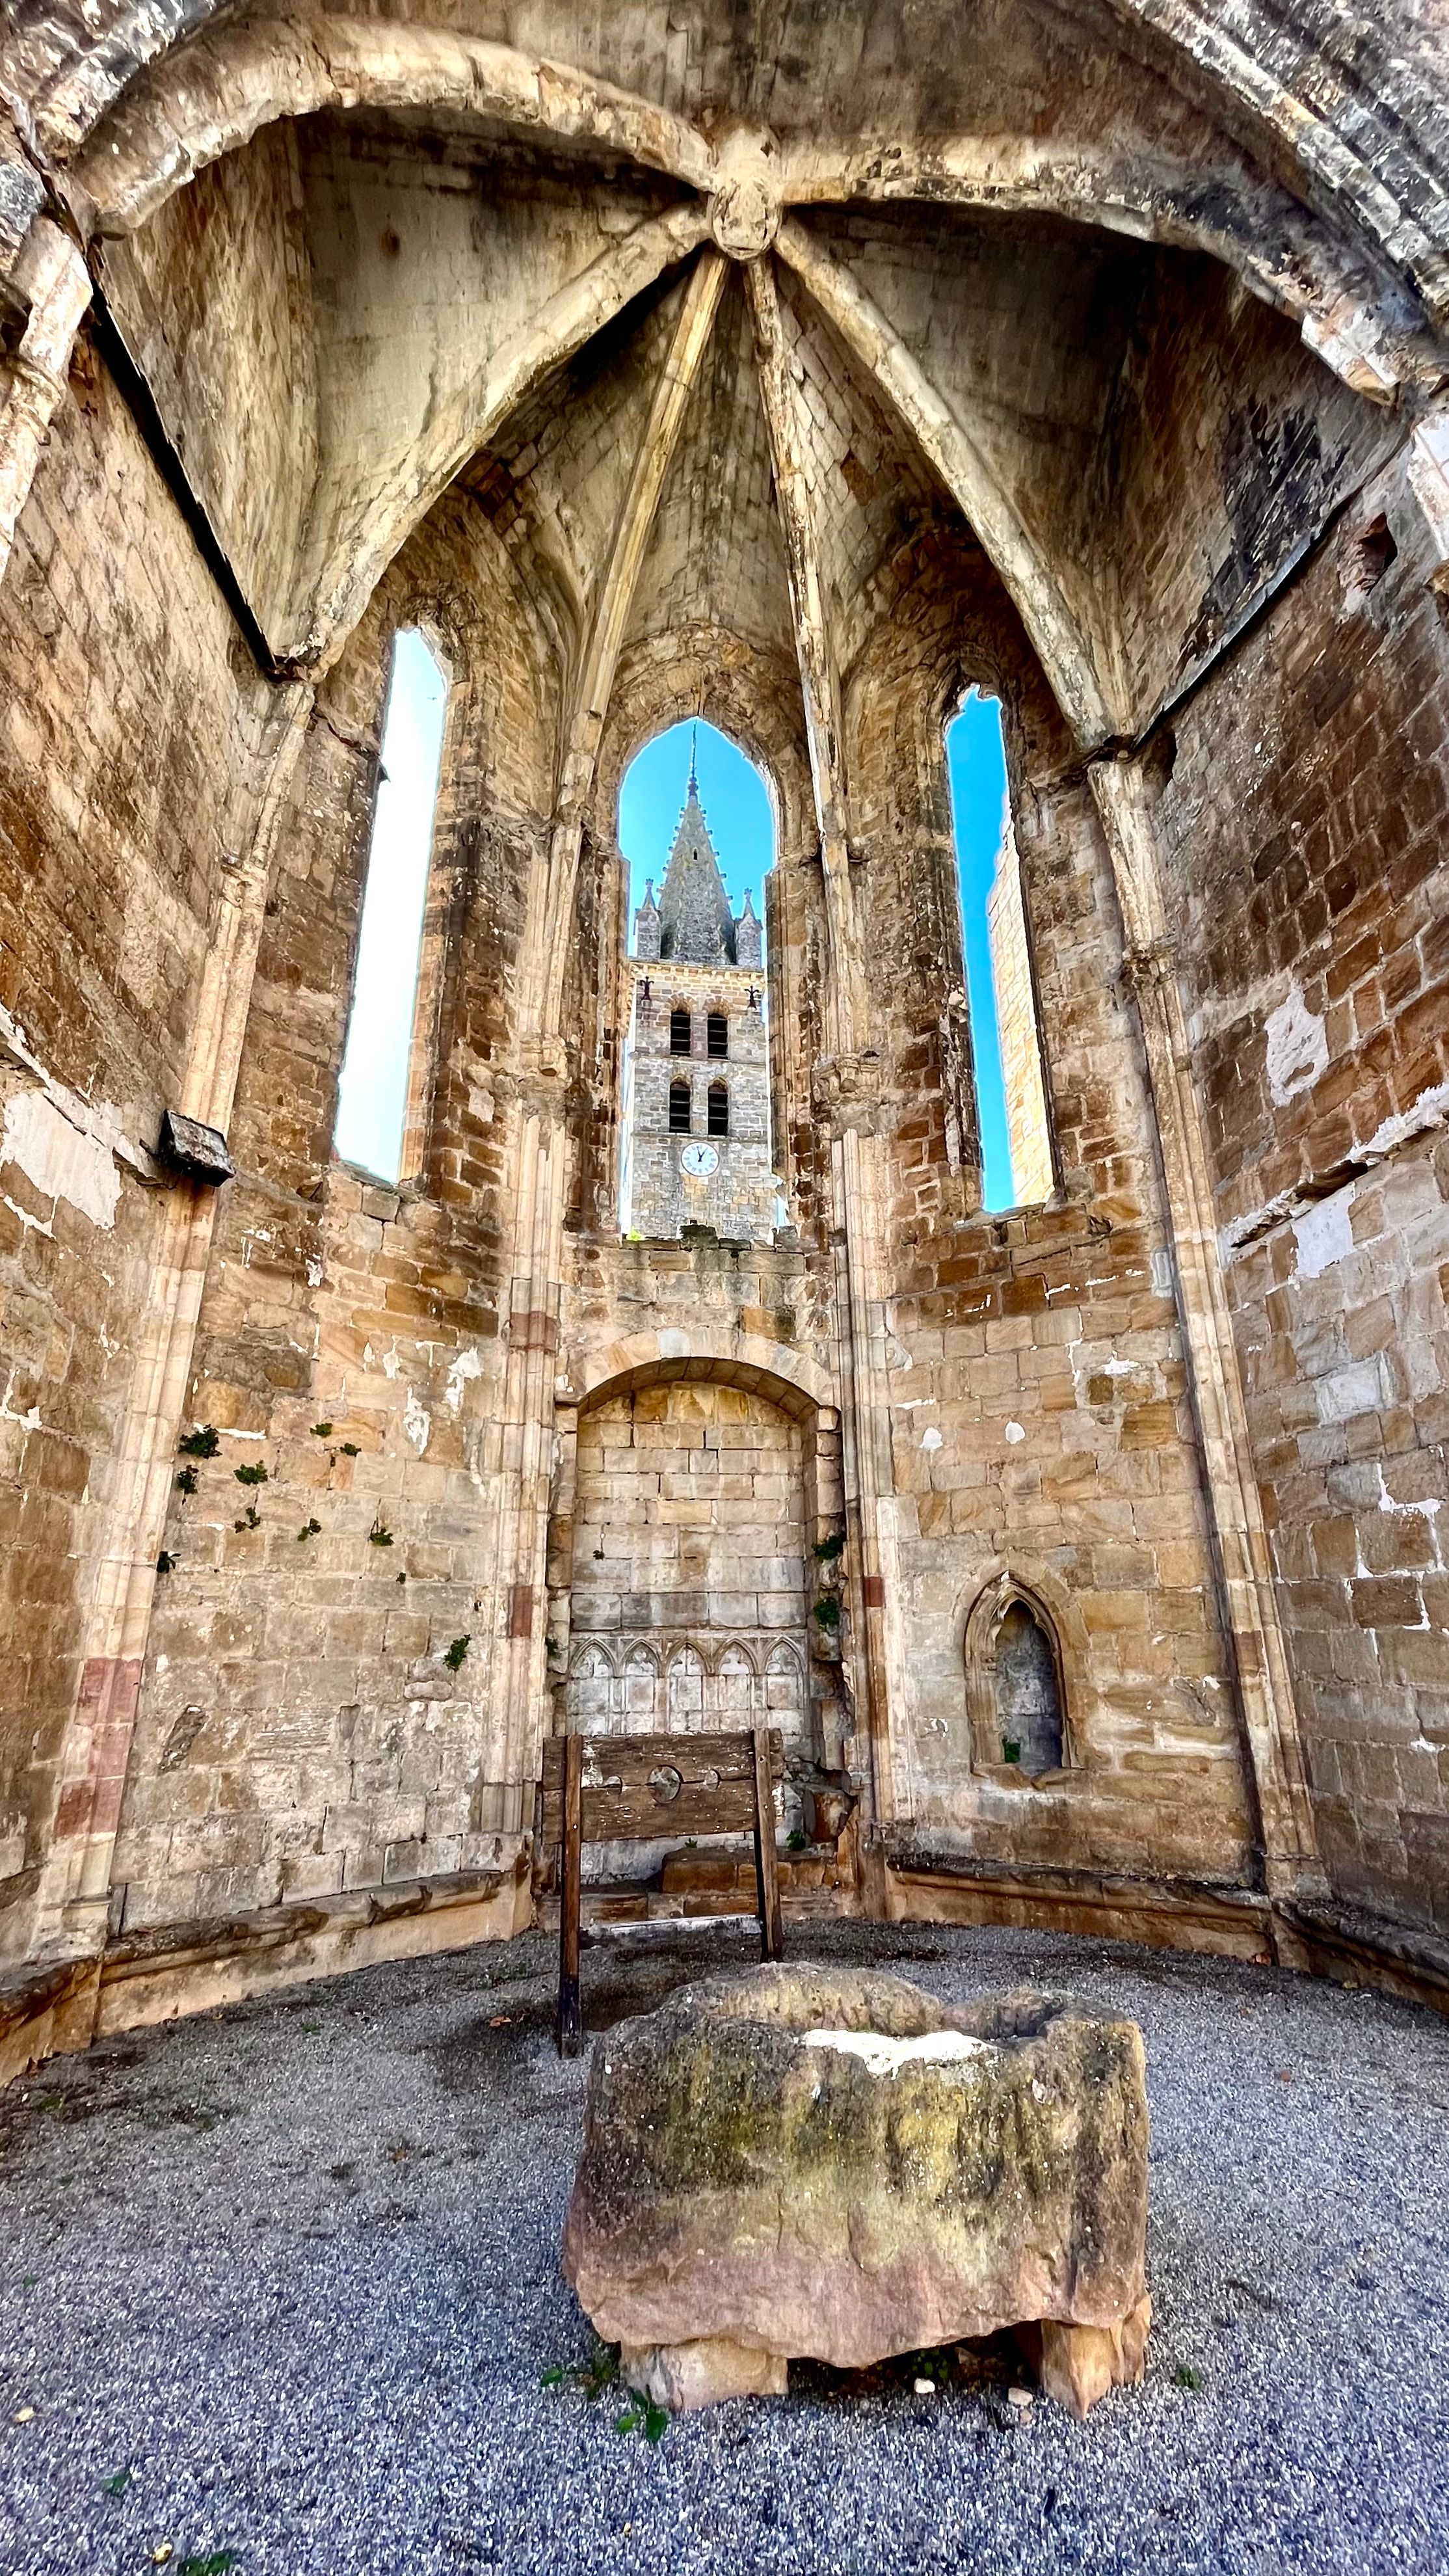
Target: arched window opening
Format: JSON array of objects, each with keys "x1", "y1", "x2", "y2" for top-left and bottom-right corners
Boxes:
[
  {"x1": 618, "y1": 718, "x2": 781, "y2": 1246},
  {"x1": 334, "y1": 628, "x2": 449, "y2": 1185},
  {"x1": 946, "y1": 690, "x2": 1052, "y2": 1213},
  {"x1": 994, "y1": 1602, "x2": 1064, "y2": 1775}
]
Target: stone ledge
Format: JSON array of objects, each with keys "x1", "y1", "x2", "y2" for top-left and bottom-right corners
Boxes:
[
  {"x1": 0, "y1": 1955, "x2": 101, "y2": 2091},
  {"x1": 8, "y1": 1866, "x2": 1444, "y2": 2098},
  {"x1": 882, "y1": 1844, "x2": 1449, "y2": 2014},
  {"x1": 881, "y1": 1840, "x2": 1274, "y2": 1962},
  {"x1": 0, "y1": 1852, "x2": 535, "y2": 2088},
  {"x1": 1275, "y1": 1898, "x2": 1449, "y2": 2019},
  {"x1": 96, "y1": 1853, "x2": 535, "y2": 2036}
]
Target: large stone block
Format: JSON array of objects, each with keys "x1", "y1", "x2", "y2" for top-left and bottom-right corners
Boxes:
[{"x1": 563, "y1": 1964, "x2": 1149, "y2": 2414}]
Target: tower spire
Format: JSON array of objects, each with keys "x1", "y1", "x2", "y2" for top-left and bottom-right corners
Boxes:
[{"x1": 688, "y1": 722, "x2": 698, "y2": 798}]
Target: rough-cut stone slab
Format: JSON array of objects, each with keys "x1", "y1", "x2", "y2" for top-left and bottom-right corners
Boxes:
[
  {"x1": 1041, "y1": 2303, "x2": 1152, "y2": 2421},
  {"x1": 563, "y1": 1965, "x2": 1150, "y2": 2411},
  {"x1": 620, "y1": 2337, "x2": 788, "y2": 2411}
]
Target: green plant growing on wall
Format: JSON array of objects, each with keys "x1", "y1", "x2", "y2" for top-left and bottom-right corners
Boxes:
[
  {"x1": 444, "y1": 1635, "x2": 470, "y2": 1671},
  {"x1": 813, "y1": 1594, "x2": 842, "y2": 1631},
  {"x1": 178, "y1": 1425, "x2": 219, "y2": 1460},
  {"x1": 174, "y1": 1464, "x2": 198, "y2": 1495},
  {"x1": 234, "y1": 1505, "x2": 261, "y2": 1532},
  {"x1": 233, "y1": 1462, "x2": 268, "y2": 1487},
  {"x1": 297, "y1": 1519, "x2": 321, "y2": 1543},
  {"x1": 369, "y1": 1517, "x2": 394, "y2": 1548},
  {"x1": 812, "y1": 1531, "x2": 845, "y2": 1564},
  {"x1": 1002, "y1": 1739, "x2": 1021, "y2": 1765},
  {"x1": 340, "y1": 1442, "x2": 360, "y2": 1458},
  {"x1": 312, "y1": 1423, "x2": 334, "y2": 1439}
]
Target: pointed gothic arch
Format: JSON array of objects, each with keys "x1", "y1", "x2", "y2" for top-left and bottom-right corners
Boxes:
[{"x1": 963, "y1": 1568, "x2": 1082, "y2": 1781}]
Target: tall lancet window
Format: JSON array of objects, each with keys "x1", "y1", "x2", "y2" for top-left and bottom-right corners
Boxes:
[
  {"x1": 617, "y1": 721, "x2": 777, "y2": 1246},
  {"x1": 946, "y1": 690, "x2": 1053, "y2": 1212},
  {"x1": 335, "y1": 628, "x2": 449, "y2": 1185}
]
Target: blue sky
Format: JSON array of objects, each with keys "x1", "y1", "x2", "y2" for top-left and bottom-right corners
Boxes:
[
  {"x1": 946, "y1": 691, "x2": 1015, "y2": 1211},
  {"x1": 619, "y1": 719, "x2": 773, "y2": 926},
  {"x1": 620, "y1": 708, "x2": 1016, "y2": 1210},
  {"x1": 334, "y1": 628, "x2": 449, "y2": 1183}
]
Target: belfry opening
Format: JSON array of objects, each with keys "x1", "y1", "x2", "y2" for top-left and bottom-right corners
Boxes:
[{"x1": 620, "y1": 721, "x2": 777, "y2": 1245}]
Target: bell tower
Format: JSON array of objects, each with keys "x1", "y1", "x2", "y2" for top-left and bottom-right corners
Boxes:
[{"x1": 620, "y1": 751, "x2": 777, "y2": 1245}]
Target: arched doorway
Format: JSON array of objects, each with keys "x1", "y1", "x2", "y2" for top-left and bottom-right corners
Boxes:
[{"x1": 563, "y1": 1364, "x2": 835, "y2": 1845}]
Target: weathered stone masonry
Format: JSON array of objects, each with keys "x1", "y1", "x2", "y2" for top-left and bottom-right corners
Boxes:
[{"x1": 2, "y1": 0, "x2": 1449, "y2": 2065}]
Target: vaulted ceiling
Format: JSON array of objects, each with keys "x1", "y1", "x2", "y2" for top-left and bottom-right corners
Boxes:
[{"x1": 12, "y1": 0, "x2": 1444, "y2": 743}]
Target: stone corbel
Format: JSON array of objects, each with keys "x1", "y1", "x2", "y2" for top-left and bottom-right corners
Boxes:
[
  {"x1": 515, "y1": 1036, "x2": 571, "y2": 1125},
  {"x1": 518, "y1": 1034, "x2": 568, "y2": 1082},
  {"x1": 1119, "y1": 933, "x2": 1178, "y2": 995}
]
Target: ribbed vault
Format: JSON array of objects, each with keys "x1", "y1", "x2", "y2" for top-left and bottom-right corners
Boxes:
[{"x1": 1, "y1": 0, "x2": 1435, "y2": 749}]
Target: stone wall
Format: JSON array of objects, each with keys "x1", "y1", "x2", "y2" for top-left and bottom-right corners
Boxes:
[
  {"x1": 568, "y1": 1379, "x2": 810, "y2": 1740},
  {"x1": 1154, "y1": 442, "x2": 1449, "y2": 1934},
  {"x1": 110, "y1": 487, "x2": 563, "y2": 1928},
  {"x1": 842, "y1": 531, "x2": 1256, "y2": 1887},
  {"x1": 0, "y1": 323, "x2": 270, "y2": 1959}
]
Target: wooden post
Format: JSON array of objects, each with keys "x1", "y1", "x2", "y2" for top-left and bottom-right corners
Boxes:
[
  {"x1": 556, "y1": 1733, "x2": 583, "y2": 2056},
  {"x1": 751, "y1": 1724, "x2": 783, "y2": 1963}
]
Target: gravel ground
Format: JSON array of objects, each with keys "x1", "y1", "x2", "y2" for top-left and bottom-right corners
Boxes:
[{"x1": 1, "y1": 1918, "x2": 1446, "y2": 2576}]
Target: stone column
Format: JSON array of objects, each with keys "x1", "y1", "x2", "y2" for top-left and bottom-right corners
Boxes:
[
  {"x1": 486, "y1": 252, "x2": 727, "y2": 1802},
  {"x1": 545, "y1": 1395, "x2": 579, "y2": 1719},
  {"x1": 832, "y1": 1117, "x2": 914, "y2": 1825},
  {"x1": 0, "y1": 218, "x2": 91, "y2": 589},
  {"x1": 1089, "y1": 753, "x2": 1325, "y2": 1900},
  {"x1": 33, "y1": 684, "x2": 313, "y2": 1957},
  {"x1": 746, "y1": 250, "x2": 903, "y2": 1833},
  {"x1": 488, "y1": 1079, "x2": 568, "y2": 1820}
]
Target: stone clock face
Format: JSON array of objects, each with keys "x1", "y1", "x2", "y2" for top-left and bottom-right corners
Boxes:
[{"x1": 680, "y1": 1142, "x2": 719, "y2": 1179}]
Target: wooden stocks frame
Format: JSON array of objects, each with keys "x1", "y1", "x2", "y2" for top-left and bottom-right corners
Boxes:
[{"x1": 542, "y1": 1726, "x2": 785, "y2": 2055}]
